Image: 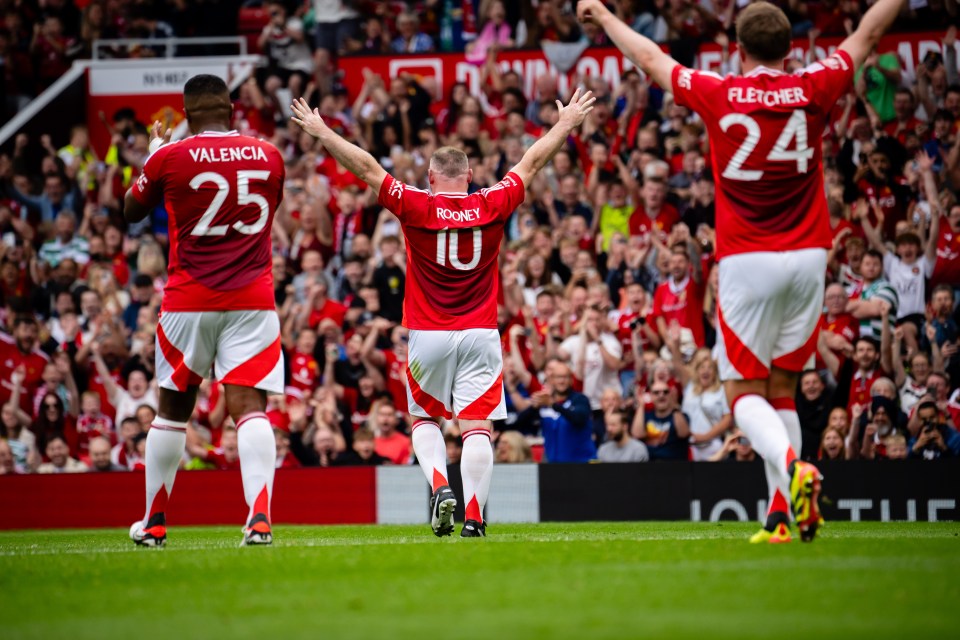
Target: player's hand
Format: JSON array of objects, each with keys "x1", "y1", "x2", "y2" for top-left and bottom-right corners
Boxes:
[
  {"x1": 576, "y1": 0, "x2": 608, "y2": 25},
  {"x1": 149, "y1": 120, "x2": 172, "y2": 154},
  {"x1": 556, "y1": 88, "x2": 597, "y2": 131},
  {"x1": 290, "y1": 97, "x2": 328, "y2": 139}
]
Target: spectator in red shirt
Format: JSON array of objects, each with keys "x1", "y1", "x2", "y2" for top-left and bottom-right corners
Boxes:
[
  {"x1": 286, "y1": 328, "x2": 320, "y2": 398},
  {"x1": 932, "y1": 203, "x2": 960, "y2": 288},
  {"x1": 372, "y1": 399, "x2": 410, "y2": 464},
  {"x1": 0, "y1": 316, "x2": 49, "y2": 414},
  {"x1": 274, "y1": 428, "x2": 300, "y2": 469},
  {"x1": 818, "y1": 282, "x2": 859, "y2": 369},
  {"x1": 651, "y1": 246, "x2": 705, "y2": 349},
  {"x1": 628, "y1": 178, "x2": 679, "y2": 239},
  {"x1": 303, "y1": 281, "x2": 347, "y2": 329},
  {"x1": 882, "y1": 88, "x2": 923, "y2": 145},
  {"x1": 846, "y1": 337, "x2": 889, "y2": 413},
  {"x1": 188, "y1": 426, "x2": 241, "y2": 471},
  {"x1": 76, "y1": 390, "x2": 115, "y2": 455}
]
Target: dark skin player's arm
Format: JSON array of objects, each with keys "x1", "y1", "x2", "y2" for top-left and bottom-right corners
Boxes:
[{"x1": 122, "y1": 122, "x2": 171, "y2": 223}]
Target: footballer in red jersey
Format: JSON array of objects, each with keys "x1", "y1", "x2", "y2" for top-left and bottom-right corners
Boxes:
[
  {"x1": 580, "y1": 0, "x2": 905, "y2": 544},
  {"x1": 124, "y1": 74, "x2": 286, "y2": 548},
  {"x1": 291, "y1": 89, "x2": 596, "y2": 538}
]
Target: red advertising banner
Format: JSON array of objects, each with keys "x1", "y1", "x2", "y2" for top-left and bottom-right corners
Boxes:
[
  {"x1": 337, "y1": 31, "x2": 947, "y2": 103},
  {"x1": 0, "y1": 467, "x2": 377, "y2": 529}
]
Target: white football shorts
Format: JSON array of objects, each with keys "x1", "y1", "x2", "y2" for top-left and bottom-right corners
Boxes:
[
  {"x1": 406, "y1": 328, "x2": 506, "y2": 421},
  {"x1": 156, "y1": 310, "x2": 284, "y2": 394},
  {"x1": 716, "y1": 248, "x2": 827, "y2": 381}
]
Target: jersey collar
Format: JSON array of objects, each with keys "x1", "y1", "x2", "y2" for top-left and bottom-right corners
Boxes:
[
  {"x1": 195, "y1": 130, "x2": 240, "y2": 137},
  {"x1": 744, "y1": 66, "x2": 785, "y2": 78}
]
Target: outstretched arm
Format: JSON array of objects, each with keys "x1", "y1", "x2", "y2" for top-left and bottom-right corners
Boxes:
[
  {"x1": 577, "y1": 0, "x2": 678, "y2": 90},
  {"x1": 291, "y1": 98, "x2": 387, "y2": 195},
  {"x1": 838, "y1": 0, "x2": 906, "y2": 69},
  {"x1": 509, "y1": 88, "x2": 596, "y2": 187}
]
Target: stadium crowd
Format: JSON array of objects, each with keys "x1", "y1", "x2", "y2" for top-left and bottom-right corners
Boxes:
[{"x1": 2, "y1": 0, "x2": 960, "y2": 475}]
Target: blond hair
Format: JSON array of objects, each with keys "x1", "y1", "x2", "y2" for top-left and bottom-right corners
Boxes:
[{"x1": 429, "y1": 146, "x2": 470, "y2": 179}]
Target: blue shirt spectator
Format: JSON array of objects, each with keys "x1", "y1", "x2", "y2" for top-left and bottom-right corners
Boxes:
[{"x1": 515, "y1": 363, "x2": 596, "y2": 463}]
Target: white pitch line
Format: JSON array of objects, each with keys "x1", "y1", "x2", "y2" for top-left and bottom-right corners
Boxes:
[{"x1": 0, "y1": 532, "x2": 729, "y2": 557}]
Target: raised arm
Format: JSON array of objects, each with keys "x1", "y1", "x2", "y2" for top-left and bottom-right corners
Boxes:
[
  {"x1": 123, "y1": 122, "x2": 171, "y2": 223},
  {"x1": 917, "y1": 150, "x2": 942, "y2": 265},
  {"x1": 577, "y1": 0, "x2": 678, "y2": 90},
  {"x1": 291, "y1": 97, "x2": 387, "y2": 195},
  {"x1": 837, "y1": 0, "x2": 906, "y2": 69},
  {"x1": 509, "y1": 88, "x2": 596, "y2": 187}
]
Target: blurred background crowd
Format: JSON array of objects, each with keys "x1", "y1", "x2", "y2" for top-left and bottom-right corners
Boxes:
[{"x1": 2, "y1": 0, "x2": 960, "y2": 475}]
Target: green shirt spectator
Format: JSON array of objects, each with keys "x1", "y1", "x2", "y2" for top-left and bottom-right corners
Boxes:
[{"x1": 855, "y1": 51, "x2": 902, "y2": 123}]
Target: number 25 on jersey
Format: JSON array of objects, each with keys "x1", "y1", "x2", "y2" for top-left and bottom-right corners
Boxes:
[{"x1": 190, "y1": 170, "x2": 272, "y2": 236}]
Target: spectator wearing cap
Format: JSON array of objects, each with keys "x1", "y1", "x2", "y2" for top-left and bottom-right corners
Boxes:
[{"x1": 38, "y1": 211, "x2": 89, "y2": 268}]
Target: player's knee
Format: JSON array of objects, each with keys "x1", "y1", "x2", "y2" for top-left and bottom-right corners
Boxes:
[{"x1": 224, "y1": 385, "x2": 267, "y2": 420}]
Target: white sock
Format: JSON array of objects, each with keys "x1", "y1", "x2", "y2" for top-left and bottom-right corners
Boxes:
[
  {"x1": 412, "y1": 419, "x2": 448, "y2": 492},
  {"x1": 237, "y1": 412, "x2": 277, "y2": 525},
  {"x1": 461, "y1": 428, "x2": 493, "y2": 524},
  {"x1": 732, "y1": 395, "x2": 797, "y2": 528},
  {"x1": 767, "y1": 401, "x2": 803, "y2": 528},
  {"x1": 142, "y1": 419, "x2": 187, "y2": 526}
]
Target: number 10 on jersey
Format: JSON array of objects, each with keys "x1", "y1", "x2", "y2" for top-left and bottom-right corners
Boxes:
[{"x1": 436, "y1": 227, "x2": 481, "y2": 271}]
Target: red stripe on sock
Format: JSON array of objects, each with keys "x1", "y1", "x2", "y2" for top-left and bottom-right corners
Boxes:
[
  {"x1": 785, "y1": 447, "x2": 797, "y2": 467},
  {"x1": 149, "y1": 485, "x2": 168, "y2": 518},
  {"x1": 730, "y1": 393, "x2": 763, "y2": 415},
  {"x1": 768, "y1": 488, "x2": 789, "y2": 516},
  {"x1": 465, "y1": 495, "x2": 482, "y2": 523},
  {"x1": 253, "y1": 485, "x2": 271, "y2": 523},
  {"x1": 236, "y1": 412, "x2": 269, "y2": 430},
  {"x1": 461, "y1": 428, "x2": 491, "y2": 441},
  {"x1": 432, "y1": 468, "x2": 447, "y2": 492},
  {"x1": 412, "y1": 419, "x2": 438, "y2": 433},
  {"x1": 770, "y1": 397, "x2": 797, "y2": 412},
  {"x1": 150, "y1": 423, "x2": 186, "y2": 433}
]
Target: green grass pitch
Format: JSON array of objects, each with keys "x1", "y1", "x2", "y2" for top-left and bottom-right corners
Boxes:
[{"x1": 1, "y1": 522, "x2": 957, "y2": 639}]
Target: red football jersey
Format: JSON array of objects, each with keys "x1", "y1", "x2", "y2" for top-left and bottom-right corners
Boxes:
[
  {"x1": 130, "y1": 131, "x2": 285, "y2": 312},
  {"x1": 377, "y1": 172, "x2": 525, "y2": 330},
  {"x1": 288, "y1": 350, "x2": 319, "y2": 395},
  {"x1": 671, "y1": 51, "x2": 854, "y2": 259},
  {"x1": 651, "y1": 277, "x2": 706, "y2": 347},
  {"x1": 932, "y1": 221, "x2": 960, "y2": 288},
  {"x1": 0, "y1": 334, "x2": 49, "y2": 414}
]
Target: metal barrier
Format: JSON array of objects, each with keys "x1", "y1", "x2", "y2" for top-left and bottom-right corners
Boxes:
[{"x1": 92, "y1": 36, "x2": 248, "y2": 60}]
